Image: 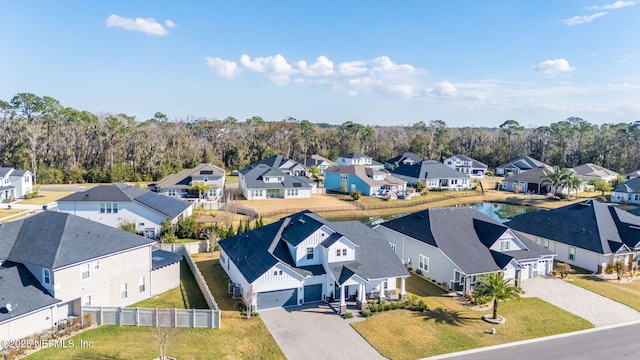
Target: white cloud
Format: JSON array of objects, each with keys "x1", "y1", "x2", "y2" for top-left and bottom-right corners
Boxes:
[
  {"x1": 429, "y1": 82, "x2": 457, "y2": 97},
  {"x1": 588, "y1": 1, "x2": 635, "y2": 10},
  {"x1": 106, "y1": 14, "x2": 174, "y2": 36},
  {"x1": 339, "y1": 61, "x2": 368, "y2": 77},
  {"x1": 240, "y1": 54, "x2": 293, "y2": 85},
  {"x1": 164, "y1": 20, "x2": 176, "y2": 28},
  {"x1": 296, "y1": 56, "x2": 334, "y2": 77},
  {"x1": 534, "y1": 58, "x2": 575, "y2": 75},
  {"x1": 205, "y1": 58, "x2": 241, "y2": 79},
  {"x1": 561, "y1": 12, "x2": 608, "y2": 25}
]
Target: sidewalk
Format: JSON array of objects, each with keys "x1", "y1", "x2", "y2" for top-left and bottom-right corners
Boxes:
[{"x1": 521, "y1": 276, "x2": 640, "y2": 327}]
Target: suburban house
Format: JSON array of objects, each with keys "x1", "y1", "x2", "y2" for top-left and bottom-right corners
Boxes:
[
  {"x1": 374, "y1": 207, "x2": 555, "y2": 295},
  {"x1": 625, "y1": 170, "x2": 640, "y2": 180},
  {"x1": 57, "y1": 183, "x2": 193, "y2": 239},
  {"x1": 495, "y1": 156, "x2": 549, "y2": 176},
  {"x1": 571, "y1": 163, "x2": 619, "y2": 183},
  {"x1": 238, "y1": 164, "x2": 316, "y2": 200},
  {"x1": 500, "y1": 167, "x2": 555, "y2": 194},
  {"x1": 254, "y1": 155, "x2": 308, "y2": 177},
  {"x1": 149, "y1": 163, "x2": 226, "y2": 201},
  {"x1": 299, "y1": 155, "x2": 335, "y2": 174},
  {"x1": 0, "y1": 167, "x2": 35, "y2": 201},
  {"x1": 444, "y1": 154, "x2": 488, "y2": 177},
  {"x1": 611, "y1": 177, "x2": 640, "y2": 205},
  {"x1": 335, "y1": 153, "x2": 383, "y2": 169},
  {"x1": 506, "y1": 199, "x2": 640, "y2": 273},
  {"x1": 324, "y1": 165, "x2": 407, "y2": 196},
  {"x1": 0, "y1": 211, "x2": 181, "y2": 341},
  {"x1": 384, "y1": 152, "x2": 423, "y2": 170},
  {"x1": 391, "y1": 160, "x2": 472, "y2": 190},
  {"x1": 219, "y1": 210, "x2": 409, "y2": 314}
]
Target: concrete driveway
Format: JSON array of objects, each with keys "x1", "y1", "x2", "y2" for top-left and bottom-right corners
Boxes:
[
  {"x1": 259, "y1": 304, "x2": 385, "y2": 360},
  {"x1": 521, "y1": 276, "x2": 640, "y2": 327}
]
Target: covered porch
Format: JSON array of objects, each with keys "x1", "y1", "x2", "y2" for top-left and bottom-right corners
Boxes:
[{"x1": 332, "y1": 276, "x2": 408, "y2": 315}]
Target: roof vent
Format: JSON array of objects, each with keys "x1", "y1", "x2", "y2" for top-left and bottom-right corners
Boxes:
[
  {"x1": 579, "y1": 202, "x2": 592, "y2": 207},
  {"x1": 629, "y1": 225, "x2": 640, "y2": 230},
  {"x1": 5, "y1": 303, "x2": 12, "y2": 312},
  {"x1": 298, "y1": 219, "x2": 306, "y2": 224}
]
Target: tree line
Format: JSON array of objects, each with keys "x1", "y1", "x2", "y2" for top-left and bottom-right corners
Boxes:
[{"x1": 2, "y1": 92, "x2": 640, "y2": 184}]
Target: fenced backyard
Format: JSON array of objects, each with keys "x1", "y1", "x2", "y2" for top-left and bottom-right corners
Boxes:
[{"x1": 83, "y1": 307, "x2": 219, "y2": 328}]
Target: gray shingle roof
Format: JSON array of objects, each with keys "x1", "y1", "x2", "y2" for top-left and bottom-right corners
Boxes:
[
  {"x1": 0, "y1": 167, "x2": 14, "y2": 177},
  {"x1": 502, "y1": 167, "x2": 552, "y2": 183},
  {"x1": 571, "y1": 163, "x2": 618, "y2": 179},
  {"x1": 385, "y1": 152, "x2": 423, "y2": 165},
  {"x1": 507, "y1": 200, "x2": 639, "y2": 254},
  {"x1": 151, "y1": 249, "x2": 183, "y2": 270},
  {"x1": 497, "y1": 156, "x2": 549, "y2": 172},
  {"x1": 58, "y1": 183, "x2": 191, "y2": 219},
  {"x1": 392, "y1": 160, "x2": 471, "y2": 180},
  {"x1": 379, "y1": 207, "x2": 553, "y2": 275},
  {"x1": 325, "y1": 165, "x2": 406, "y2": 187},
  {"x1": 0, "y1": 261, "x2": 61, "y2": 324},
  {"x1": 298, "y1": 155, "x2": 335, "y2": 167},
  {"x1": 240, "y1": 164, "x2": 313, "y2": 190},
  {"x1": 153, "y1": 163, "x2": 225, "y2": 190},
  {"x1": 614, "y1": 177, "x2": 640, "y2": 193},
  {"x1": 253, "y1": 155, "x2": 306, "y2": 172},
  {"x1": 219, "y1": 211, "x2": 408, "y2": 285},
  {"x1": 0, "y1": 211, "x2": 154, "y2": 269},
  {"x1": 449, "y1": 154, "x2": 488, "y2": 169}
]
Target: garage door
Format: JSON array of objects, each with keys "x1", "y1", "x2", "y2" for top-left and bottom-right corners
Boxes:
[
  {"x1": 257, "y1": 288, "x2": 298, "y2": 310},
  {"x1": 304, "y1": 284, "x2": 323, "y2": 303}
]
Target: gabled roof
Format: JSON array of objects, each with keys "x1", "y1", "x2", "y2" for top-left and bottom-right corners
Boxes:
[
  {"x1": 0, "y1": 167, "x2": 14, "y2": 177},
  {"x1": 253, "y1": 155, "x2": 306, "y2": 172},
  {"x1": 58, "y1": 183, "x2": 192, "y2": 218},
  {"x1": 219, "y1": 210, "x2": 408, "y2": 284},
  {"x1": 298, "y1": 155, "x2": 335, "y2": 167},
  {"x1": 625, "y1": 170, "x2": 640, "y2": 179},
  {"x1": 507, "y1": 200, "x2": 639, "y2": 254},
  {"x1": 240, "y1": 164, "x2": 314, "y2": 190},
  {"x1": 571, "y1": 163, "x2": 618, "y2": 180},
  {"x1": 339, "y1": 152, "x2": 372, "y2": 160},
  {"x1": 0, "y1": 261, "x2": 61, "y2": 324},
  {"x1": 385, "y1": 152, "x2": 423, "y2": 165},
  {"x1": 497, "y1": 156, "x2": 549, "y2": 171},
  {"x1": 613, "y1": 177, "x2": 640, "y2": 193},
  {"x1": 154, "y1": 163, "x2": 225, "y2": 190},
  {"x1": 10, "y1": 169, "x2": 30, "y2": 177},
  {"x1": 0, "y1": 211, "x2": 154, "y2": 269},
  {"x1": 503, "y1": 167, "x2": 553, "y2": 183},
  {"x1": 151, "y1": 249, "x2": 183, "y2": 270},
  {"x1": 448, "y1": 154, "x2": 488, "y2": 169},
  {"x1": 392, "y1": 160, "x2": 471, "y2": 180},
  {"x1": 325, "y1": 165, "x2": 406, "y2": 187},
  {"x1": 378, "y1": 207, "x2": 553, "y2": 275}
]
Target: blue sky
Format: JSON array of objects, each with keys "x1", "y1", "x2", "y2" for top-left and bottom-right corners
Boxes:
[{"x1": 1, "y1": 1, "x2": 639, "y2": 127}]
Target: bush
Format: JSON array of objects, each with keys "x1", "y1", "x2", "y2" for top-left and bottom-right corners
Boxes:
[
  {"x1": 416, "y1": 269, "x2": 422, "y2": 275},
  {"x1": 360, "y1": 309, "x2": 372, "y2": 317},
  {"x1": 341, "y1": 312, "x2": 354, "y2": 319},
  {"x1": 350, "y1": 190, "x2": 361, "y2": 201},
  {"x1": 473, "y1": 296, "x2": 489, "y2": 305}
]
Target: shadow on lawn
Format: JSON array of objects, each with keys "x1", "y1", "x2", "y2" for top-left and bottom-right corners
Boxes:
[{"x1": 419, "y1": 308, "x2": 474, "y2": 326}]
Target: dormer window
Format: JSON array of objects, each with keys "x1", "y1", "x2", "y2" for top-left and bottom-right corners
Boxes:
[
  {"x1": 501, "y1": 240, "x2": 510, "y2": 251},
  {"x1": 43, "y1": 269, "x2": 51, "y2": 284},
  {"x1": 306, "y1": 247, "x2": 314, "y2": 260}
]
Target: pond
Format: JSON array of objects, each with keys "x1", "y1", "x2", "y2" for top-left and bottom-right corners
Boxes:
[{"x1": 361, "y1": 202, "x2": 538, "y2": 226}]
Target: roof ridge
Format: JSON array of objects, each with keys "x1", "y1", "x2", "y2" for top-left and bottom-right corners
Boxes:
[
  {"x1": 268, "y1": 217, "x2": 291, "y2": 254},
  {"x1": 52, "y1": 213, "x2": 70, "y2": 268}
]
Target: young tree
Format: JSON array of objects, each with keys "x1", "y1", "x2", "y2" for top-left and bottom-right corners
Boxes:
[
  {"x1": 613, "y1": 260, "x2": 626, "y2": 282},
  {"x1": 472, "y1": 272, "x2": 521, "y2": 320},
  {"x1": 176, "y1": 215, "x2": 198, "y2": 239},
  {"x1": 556, "y1": 262, "x2": 575, "y2": 279},
  {"x1": 118, "y1": 220, "x2": 138, "y2": 234},
  {"x1": 591, "y1": 179, "x2": 612, "y2": 196},
  {"x1": 190, "y1": 182, "x2": 211, "y2": 200}
]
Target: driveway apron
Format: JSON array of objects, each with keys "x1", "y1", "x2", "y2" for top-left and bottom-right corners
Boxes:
[
  {"x1": 521, "y1": 276, "x2": 640, "y2": 327},
  {"x1": 260, "y1": 304, "x2": 385, "y2": 360}
]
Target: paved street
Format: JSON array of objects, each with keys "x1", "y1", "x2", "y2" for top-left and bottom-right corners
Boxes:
[
  {"x1": 260, "y1": 304, "x2": 384, "y2": 360},
  {"x1": 521, "y1": 276, "x2": 640, "y2": 326}
]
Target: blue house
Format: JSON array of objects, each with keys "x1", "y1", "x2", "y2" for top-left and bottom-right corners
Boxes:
[{"x1": 324, "y1": 165, "x2": 406, "y2": 196}]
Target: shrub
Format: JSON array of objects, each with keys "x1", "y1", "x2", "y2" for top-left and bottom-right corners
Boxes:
[
  {"x1": 360, "y1": 309, "x2": 372, "y2": 317},
  {"x1": 350, "y1": 190, "x2": 361, "y2": 201},
  {"x1": 416, "y1": 269, "x2": 422, "y2": 275},
  {"x1": 473, "y1": 296, "x2": 489, "y2": 305},
  {"x1": 550, "y1": 269, "x2": 559, "y2": 277},
  {"x1": 341, "y1": 312, "x2": 354, "y2": 319}
]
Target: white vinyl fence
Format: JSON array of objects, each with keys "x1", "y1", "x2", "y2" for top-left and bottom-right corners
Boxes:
[{"x1": 83, "y1": 307, "x2": 219, "y2": 328}]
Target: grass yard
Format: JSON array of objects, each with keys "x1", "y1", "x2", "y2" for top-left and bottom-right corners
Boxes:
[
  {"x1": 566, "y1": 274, "x2": 640, "y2": 311},
  {"x1": 18, "y1": 191, "x2": 72, "y2": 205},
  {"x1": 351, "y1": 273, "x2": 593, "y2": 360},
  {"x1": 130, "y1": 260, "x2": 208, "y2": 309}
]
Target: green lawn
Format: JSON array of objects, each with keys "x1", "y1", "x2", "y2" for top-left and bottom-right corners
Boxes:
[
  {"x1": 18, "y1": 191, "x2": 72, "y2": 205},
  {"x1": 567, "y1": 274, "x2": 640, "y2": 311},
  {"x1": 351, "y1": 273, "x2": 593, "y2": 360},
  {"x1": 130, "y1": 260, "x2": 208, "y2": 309}
]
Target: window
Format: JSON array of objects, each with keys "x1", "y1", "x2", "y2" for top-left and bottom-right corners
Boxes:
[
  {"x1": 340, "y1": 174, "x2": 348, "y2": 180},
  {"x1": 342, "y1": 249, "x2": 347, "y2": 256},
  {"x1": 542, "y1": 239, "x2": 549, "y2": 248},
  {"x1": 83, "y1": 294, "x2": 92, "y2": 307},
  {"x1": 167, "y1": 189, "x2": 176, "y2": 197},
  {"x1": 43, "y1": 269, "x2": 51, "y2": 284},
  {"x1": 120, "y1": 282, "x2": 128, "y2": 299},
  {"x1": 306, "y1": 247, "x2": 314, "y2": 260},
  {"x1": 336, "y1": 249, "x2": 341, "y2": 256},
  {"x1": 274, "y1": 270, "x2": 278, "y2": 276},
  {"x1": 139, "y1": 276, "x2": 146, "y2": 292},
  {"x1": 419, "y1": 254, "x2": 429, "y2": 272},
  {"x1": 81, "y1": 263, "x2": 90, "y2": 280},
  {"x1": 99, "y1": 202, "x2": 118, "y2": 214},
  {"x1": 568, "y1": 247, "x2": 576, "y2": 261},
  {"x1": 389, "y1": 243, "x2": 396, "y2": 252},
  {"x1": 500, "y1": 240, "x2": 510, "y2": 251},
  {"x1": 93, "y1": 260, "x2": 100, "y2": 271},
  {"x1": 278, "y1": 270, "x2": 283, "y2": 276}
]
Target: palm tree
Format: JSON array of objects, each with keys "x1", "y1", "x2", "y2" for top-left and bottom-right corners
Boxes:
[
  {"x1": 190, "y1": 182, "x2": 211, "y2": 200},
  {"x1": 566, "y1": 174, "x2": 583, "y2": 199},
  {"x1": 472, "y1": 272, "x2": 520, "y2": 320},
  {"x1": 541, "y1": 166, "x2": 573, "y2": 195}
]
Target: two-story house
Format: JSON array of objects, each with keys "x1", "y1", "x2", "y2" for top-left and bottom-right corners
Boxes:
[
  {"x1": 335, "y1": 153, "x2": 384, "y2": 170},
  {"x1": 238, "y1": 164, "x2": 316, "y2": 200},
  {"x1": 324, "y1": 165, "x2": 407, "y2": 196},
  {"x1": 495, "y1": 156, "x2": 550, "y2": 177},
  {"x1": 391, "y1": 160, "x2": 472, "y2": 190},
  {"x1": 219, "y1": 210, "x2": 409, "y2": 314},
  {"x1": 299, "y1": 155, "x2": 336, "y2": 174},
  {"x1": 0, "y1": 167, "x2": 35, "y2": 201},
  {"x1": 0, "y1": 211, "x2": 181, "y2": 340},
  {"x1": 57, "y1": 183, "x2": 193, "y2": 238},
  {"x1": 253, "y1": 155, "x2": 308, "y2": 177},
  {"x1": 443, "y1": 154, "x2": 488, "y2": 176},
  {"x1": 384, "y1": 152, "x2": 423, "y2": 170},
  {"x1": 150, "y1": 163, "x2": 226, "y2": 201}
]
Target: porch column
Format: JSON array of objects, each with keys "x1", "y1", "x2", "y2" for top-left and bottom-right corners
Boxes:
[
  {"x1": 379, "y1": 283, "x2": 386, "y2": 300},
  {"x1": 359, "y1": 283, "x2": 366, "y2": 303},
  {"x1": 400, "y1": 277, "x2": 406, "y2": 300},
  {"x1": 339, "y1": 285, "x2": 346, "y2": 314}
]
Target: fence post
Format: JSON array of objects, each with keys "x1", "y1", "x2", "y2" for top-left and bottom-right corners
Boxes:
[
  {"x1": 99, "y1": 306, "x2": 103, "y2": 325},
  {"x1": 118, "y1": 307, "x2": 123, "y2": 326},
  {"x1": 174, "y1": 308, "x2": 178, "y2": 328},
  {"x1": 192, "y1": 309, "x2": 196, "y2": 328},
  {"x1": 136, "y1": 308, "x2": 139, "y2": 326},
  {"x1": 155, "y1": 308, "x2": 158, "y2": 327}
]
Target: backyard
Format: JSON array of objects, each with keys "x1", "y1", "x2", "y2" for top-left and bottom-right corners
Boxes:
[{"x1": 351, "y1": 272, "x2": 594, "y2": 360}]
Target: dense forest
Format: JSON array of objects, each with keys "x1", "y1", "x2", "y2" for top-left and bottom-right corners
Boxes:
[{"x1": 2, "y1": 93, "x2": 640, "y2": 184}]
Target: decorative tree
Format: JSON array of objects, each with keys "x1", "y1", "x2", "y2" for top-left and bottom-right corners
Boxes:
[
  {"x1": 556, "y1": 262, "x2": 575, "y2": 279},
  {"x1": 472, "y1": 272, "x2": 521, "y2": 320}
]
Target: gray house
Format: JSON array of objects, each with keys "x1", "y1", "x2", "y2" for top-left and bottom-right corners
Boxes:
[
  {"x1": 239, "y1": 164, "x2": 316, "y2": 200},
  {"x1": 150, "y1": 163, "x2": 226, "y2": 201},
  {"x1": 391, "y1": 160, "x2": 472, "y2": 190},
  {"x1": 495, "y1": 156, "x2": 549, "y2": 176}
]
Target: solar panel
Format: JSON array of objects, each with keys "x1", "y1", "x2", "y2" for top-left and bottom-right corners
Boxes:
[
  {"x1": 200, "y1": 170, "x2": 214, "y2": 175},
  {"x1": 293, "y1": 183, "x2": 302, "y2": 187}
]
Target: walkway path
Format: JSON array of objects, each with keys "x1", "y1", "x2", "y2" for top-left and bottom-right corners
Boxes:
[{"x1": 521, "y1": 276, "x2": 640, "y2": 327}]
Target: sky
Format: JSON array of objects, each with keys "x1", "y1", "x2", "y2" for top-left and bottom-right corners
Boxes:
[{"x1": 1, "y1": 1, "x2": 639, "y2": 128}]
